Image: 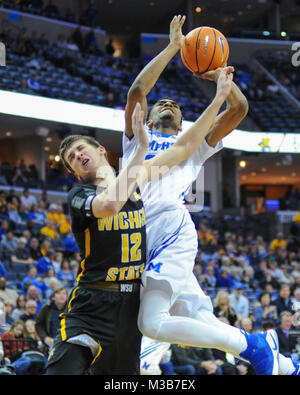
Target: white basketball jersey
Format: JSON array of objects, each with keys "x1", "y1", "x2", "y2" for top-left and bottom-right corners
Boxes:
[{"x1": 122, "y1": 127, "x2": 222, "y2": 221}]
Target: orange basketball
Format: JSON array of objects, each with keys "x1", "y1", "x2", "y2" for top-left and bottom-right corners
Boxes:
[{"x1": 180, "y1": 26, "x2": 229, "y2": 74}]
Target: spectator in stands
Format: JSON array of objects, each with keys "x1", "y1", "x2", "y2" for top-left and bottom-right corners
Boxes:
[
  {"x1": 270, "y1": 232, "x2": 287, "y2": 251},
  {"x1": 26, "y1": 52, "x2": 44, "y2": 70},
  {"x1": 291, "y1": 287, "x2": 300, "y2": 309},
  {"x1": 105, "y1": 38, "x2": 115, "y2": 56},
  {"x1": 240, "y1": 268, "x2": 257, "y2": 290},
  {"x1": 35, "y1": 287, "x2": 68, "y2": 355},
  {"x1": 56, "y1": 33, "x2": 68, "y2": 49},
  {"x1": 276, "y1": 311, "x2": 298, "y2": 357},
  {"x1": 56, "y1": 257, "x2": 76, "y2": 290},
  {"x1": 170, "y1": 344, "x2": 219, "y2": 375},
  {"x1": 66, "y1": 38, "x2": 79, "y2": 52},
  {"x1": 52, "y1": 251, "x2": 63, "y2": 274},
  {"x1": 0, "y1": 277, "x2": 19, "y2": 307},
  {"x1": 19, "y1": 78, "x2": 35, "y2": 95},
  {"x1": 7, "y1": 202, "x2": 23, "y2": 225},
  {"x1": 84, "y1": 28, "x2": 97, "y2": 51},
  {"x1": 253, "y1": 291, "x2": 278, "y2": 331},
  {"x1": 40, "y1": 239, "x2": 51, "y2": 256},
  {"x1": 36, "y1": 249, "x2": 55, "y2": 276},
  {"x1": 24, "y1": 319, "x2": 40, "y2": 351},
  {"x1": 213, "y1": 290, "x2": 237, "y2": 326},
  {"x1": 240, "y1": 317, "x2": 254, "y2": 334},
  {"x1": 276, "y1": 246, "x2": 289, "y2": 267},
  {"x1": 19, "y1": 300, "x2": 38, "y2": 322},
  {"x1": 43, "y1": 267, "x2": 59, "y2": 287},
  {"x1": 229, "y1": 285, "x2": 249, "y2": 324},
  {"x1": 58, "y1": 215, "x2": 71, "y2": 235},
  {"x1": 216, "y1": 267, "x2": 235, "y2": 289},
  {"x1": 0, "y1": 231, "x2": 18, "y2": 261},
  {"x1": 27, "y1": 73, "x2": 42, "y2": 92},
  {"x1": 192, "y1": 262, "x2": 202, "y2": 285},
  {"x1": 197, "y1": 223, "x2": 214, "y2": 246},
  {"x1": 201, "y1": 265, "x2": 217, "y2": 288},
  {"x1": 11, "y1": 295, "x2": 27, "y2": 321},
  {"x1": 1, "y1": 320, "x2": 30, "y2": 363},
  {"x1": 11, "y1": 237, "x2": 34, "y2": 266},
  {"x1": 71, "y1": 26, "x2": 84, "y2": 52},
  {"x1": 4, "y1": 301, "x2": 14, "y2": 326},
  {"x1": 46, "y1": 204, "x2": 59, "y2": 225},
  {"x1": 54, "y1": 204, "x2": 66, "y2": 227},
  {"x1": 40, "y1": 219, "x2": 57, "y2": 240},
  {"x1": 0, "y1": 219, "x2": 9, "y2": 242},
  {"x1": 20, "y1": 188, "x2": 37, "y2": 211},
  {"x1": 29, "y1": 238, "x2": 42, "y2": 262},
  {"x1": 44, "y1": 277, "x2": 62, "y2": 300},
  {"x1": 0, "y1": 205, "x2": 9, "y2": 222},
  {"x1": 27, "y1": 204, "x2": 46, "y2": 225},
  {"x1": 255, "y1": 235, "x2": 267, "y2": 256},
  {"x1": 0, "y1": 301, "x2": 7, "y2": 335},
  {"x1": 63, "y1": 231, "x2": 79, "y2": 256},
  {"x1": 0, "y1": 263, "x2": 7, "y2": 278},
  {"x1": 26, "y1": 285, "x2": 43, "y2": 313},
  {"x1": 11, "y1": 161, "x2": 28, "y2": 185},
  {"x1": 280, "y1": 264, "x2": 296, "y2": 287},
  {"x1": 268, "y1": 259, "x2": 285, "y2": 283},
  {"x1": 259, "y1": 266, "x2": 280, "y2": 291},
  {"x1": 272, "y1": 284, "x2": 294, "y2": 315},
  {"x1": 20, "y1": 265, "x2": 47, "y2": 295}
]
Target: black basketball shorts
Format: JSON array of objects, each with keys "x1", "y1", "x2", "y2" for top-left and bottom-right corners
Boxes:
[{"x1": 46, "y1": 284, "x2": 142, "y2": 375}]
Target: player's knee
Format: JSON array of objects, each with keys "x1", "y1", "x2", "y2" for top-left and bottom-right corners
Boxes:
[{"x1": 137, "y1": 309, "x2": 161, "y2": 338}]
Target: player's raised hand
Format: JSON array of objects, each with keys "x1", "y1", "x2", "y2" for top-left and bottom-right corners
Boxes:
[
  {"x1": 216, "y1": 67, "x2": 234, "y2": 101},
  {"x1": 131, "y1": 102, "x2": 149, "y2": 151},
  {"x1": 169, "y1": 14, "x2": 186, "y2": 49},
  {"x1": 194, "y1": 66, "x2": 234, "y2": 83}
]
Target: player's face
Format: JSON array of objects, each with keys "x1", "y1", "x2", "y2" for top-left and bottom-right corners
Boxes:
[
  {"x1": 65, "y1": 139, "x2": 106, "y2": 179},
  {"x1": 148, "y1": 99, "x2": 182, "y2": 132}
]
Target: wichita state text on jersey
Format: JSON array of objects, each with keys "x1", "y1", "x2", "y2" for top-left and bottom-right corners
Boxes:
[{"x1": 67, "y1": 183, "x2": 146, "y2": 284}]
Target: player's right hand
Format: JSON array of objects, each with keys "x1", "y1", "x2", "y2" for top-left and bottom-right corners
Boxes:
[
  {"x1": 169, "y1": 15, "x2": 186, "y2": 49},
  {"x1": 216, "y1": 67, "x2": 233, "y2": 101}
]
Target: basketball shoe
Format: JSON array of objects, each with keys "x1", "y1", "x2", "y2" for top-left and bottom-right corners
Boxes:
[{"x1": 239, "y1": 329, "x2": 279, "y2": 375}]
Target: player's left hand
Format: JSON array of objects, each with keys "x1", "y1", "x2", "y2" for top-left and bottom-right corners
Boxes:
[
  {"x1": 194, "y1": 66, "x2": 234, "y2": 82},
  {"x1": 131, "y1": 102, "x2": 149, "y2": 151}
]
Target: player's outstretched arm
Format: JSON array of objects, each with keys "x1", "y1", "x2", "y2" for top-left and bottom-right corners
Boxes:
[
  {"x1": 92, "y1": 123, "x2": 149, "y2": 218},
  {"x1": 125, "y1": 15, "x2": 185, "y2": 139},
  {"x1": 134, "y1": 69, "x2": 233, "y2": 188},
  {"x1": 195, "y1": 67, "x2": 249, "y2": 147}
]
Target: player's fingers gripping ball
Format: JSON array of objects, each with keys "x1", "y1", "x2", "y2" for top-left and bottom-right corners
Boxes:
[{"x1": 180, "y1": 26, "x2": 229, "y2": 74}]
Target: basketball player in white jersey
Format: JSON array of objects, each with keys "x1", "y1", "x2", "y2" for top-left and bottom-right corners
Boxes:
[{"x1": 124, "y1": 15, "x2": 299, "y2": 375}]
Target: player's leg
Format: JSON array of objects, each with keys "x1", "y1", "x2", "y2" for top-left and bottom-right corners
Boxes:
[
  {"x1": 173, "y1": 273, "x2": 296, "y2": 375},
  {"x1": 138, "y1": 277, "x2": 280, "y2": 375},
  {"x1": 142, "y1": 217, "x2": 279, "y2": 374},
  {"x1": 138, "y1": 277, "x2": 247, "y2": 355},
  {"x1": 46, "y1": 340, "x2": 93, "y2": 375}
]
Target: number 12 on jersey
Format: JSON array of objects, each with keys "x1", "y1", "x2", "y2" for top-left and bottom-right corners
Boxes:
[{"x1": 121, "y1": 232, "x2": 142, "y2": 263}]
